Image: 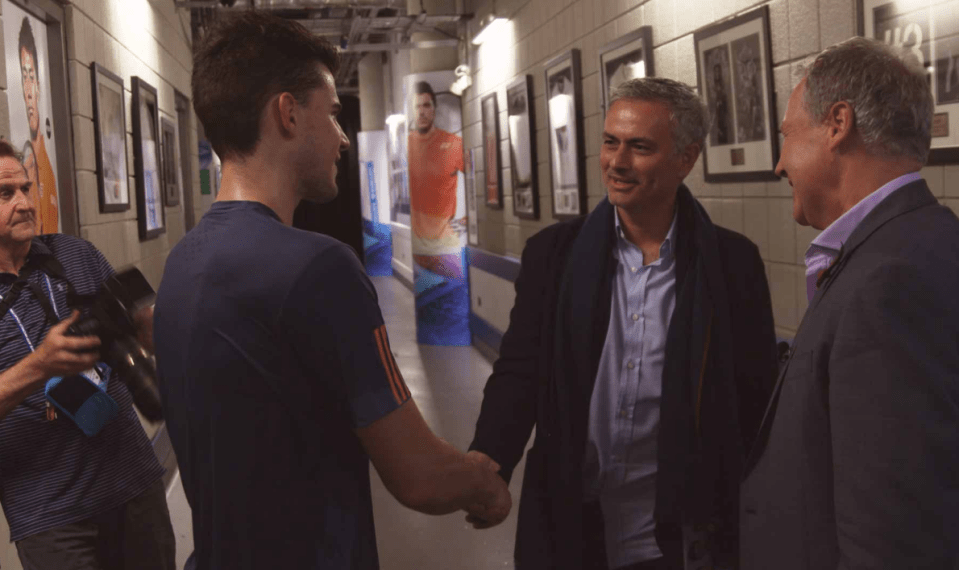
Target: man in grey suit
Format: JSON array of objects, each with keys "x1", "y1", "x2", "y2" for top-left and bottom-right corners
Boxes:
[{"x1": 741, "y1": 37, "x2": 959, "y2": 570}]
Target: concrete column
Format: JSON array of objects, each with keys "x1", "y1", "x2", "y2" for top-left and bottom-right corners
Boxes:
[{"x1": 358, "y1": 52, "x2": 386, "y2": 131}]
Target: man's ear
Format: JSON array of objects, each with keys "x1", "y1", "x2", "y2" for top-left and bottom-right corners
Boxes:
[
  {"x1": 678, "y1": 142, "x2": 702, "y2": 179},
  {"x1": 825, "y1": 101, "x2": 854, "y2": 152},
  {"x1": 275, "y1": 92, "x2": 298, "y2": 138}
]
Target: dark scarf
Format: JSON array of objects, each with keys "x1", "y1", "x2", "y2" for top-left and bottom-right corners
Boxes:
[{"x1": 550, "y1": 186, "x2": 743, "y2": 565}]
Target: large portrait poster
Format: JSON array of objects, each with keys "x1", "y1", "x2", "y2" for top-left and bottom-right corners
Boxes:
[
  {"x1": 403, "y1": 70, "x2": 470, "y2": 346},
  {"x1": 358, "y1": 130, "x2": 393, "y2": 277},
  {"x1": 4, "y1": 0, "x2": 60, "y2": 233}
]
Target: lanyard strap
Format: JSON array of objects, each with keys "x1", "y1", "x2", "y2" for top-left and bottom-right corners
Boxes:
[{"x1": 0, "y1": 263, "x2": 64, "y2": 353}]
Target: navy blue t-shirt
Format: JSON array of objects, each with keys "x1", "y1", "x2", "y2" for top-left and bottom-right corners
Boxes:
[{"x1": 155, "y1": 201, "x2": 411, "y2": 570}]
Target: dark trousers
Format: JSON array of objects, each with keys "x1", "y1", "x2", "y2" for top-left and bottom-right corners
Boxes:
[
  {"x1": 583, "y1": 501, "x2": 676, "y2": 570},
  {"x1": 16, "y1": 478, "x2": 176, "y2": 570}
]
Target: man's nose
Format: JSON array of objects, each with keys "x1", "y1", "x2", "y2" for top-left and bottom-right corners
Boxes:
[{"x1": 609, "y1": 145, "x2": 629, "y2": 169}]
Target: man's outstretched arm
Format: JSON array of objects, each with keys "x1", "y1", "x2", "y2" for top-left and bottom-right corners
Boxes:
[{"x1": 356, "y1": 399, "x2": 511, "y2": 527}]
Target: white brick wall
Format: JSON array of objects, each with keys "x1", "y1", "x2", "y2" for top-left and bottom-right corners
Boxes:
[{"x1": 61, "y1": 0, "x2": 199, "y2": 292}]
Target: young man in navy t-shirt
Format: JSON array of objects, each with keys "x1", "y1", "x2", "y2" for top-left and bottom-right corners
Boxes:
[{"x1": 154, "y1": 13, "x2": 511, "y2": 570}]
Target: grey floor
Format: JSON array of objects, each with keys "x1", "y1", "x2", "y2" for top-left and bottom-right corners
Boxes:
[{"x1": 165, "y1": 275, "x2": 528, "y2": 569}]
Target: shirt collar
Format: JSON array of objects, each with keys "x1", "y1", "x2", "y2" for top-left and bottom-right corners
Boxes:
[
  {"x1": 614, "y1": 205, "x2": 679, "y2": 261},
  {"x1": 805, "y1": 171, "x2": 921, "y2": 261},
  {"x1": 0, "y1": 238, "x2": 52, "y2": 284}
]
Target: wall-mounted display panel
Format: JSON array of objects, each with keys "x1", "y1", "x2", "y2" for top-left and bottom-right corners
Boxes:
[
  {"x1": 481, "y1": 91, "x2": 503, "y2": 209},
  {"x1": 545, "y1": 49, "x2": 587, "y2": 219},
  {"x1": 91, "y1": 63, "x2": 129, "y2": 213},
  {"x1": 860, "y1": 0, "x2": 959, "y2": 164},
  {"x1": 132, "y1": 77, "x2": 165, "y2": 240},
  {"x1": 506, "y1": 75, "x2": 539, "y2": 219},
  {"x1": 695, "y1": 6, "x2": 779, "y2": 182},
  {"x1": 599, "y1": 26, "x2": 655, "y2": 116}
]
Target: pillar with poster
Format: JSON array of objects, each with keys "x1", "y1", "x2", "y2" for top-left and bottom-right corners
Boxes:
[
  {"x1": 404, "y1": 71, "x2": 470, "y2": 346},
  {"x1": 3, "y1": 0, "x2": 60, "y2": 234},
  {"x1": 358, "y1": 131, "x2": 393, "y2": 276}
]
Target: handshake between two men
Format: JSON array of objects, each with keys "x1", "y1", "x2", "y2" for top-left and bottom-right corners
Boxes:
[{"x1": 353, "y1": 395, "x2": 512, "y2": 530}]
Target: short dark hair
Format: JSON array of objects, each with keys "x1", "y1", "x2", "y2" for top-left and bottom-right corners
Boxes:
[
  {"x1": 192, "y1": 12, "x2": 340, "y2": 161},
  {"x1": 414, "y1": 81, "x2": 436, "y2": 106},
  {"x1": 18, "y1": 17, "x2": 37, "y2": 71},
  {"x1": 0, "y1": 139, "x2": 20, "y2": 161}
]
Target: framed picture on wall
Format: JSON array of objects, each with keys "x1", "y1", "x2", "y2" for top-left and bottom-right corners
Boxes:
[
  {"x1": 131, "y1": 76, "x2": 165, "y2": 240},
  {"x1": 544, "y1": 49, "x2": 586, "y2": 219},
  {"x1": 695, "y1": 6, "x2": 779, "y2": 182},
  {"x1": 465, "y1": 147, "x2": 479, "y2": 245},
  {"x1": 160, "y1": 116, "x2": 180, "y2": 207},
  {"x1": 506, "y1": 75, "x2": 539, "y2": 219},
  {"x1": 599, "y1": 26, "x2": 655, "y2": 115},
  {"x1": 859, "y1": 0, "x2": 959, "y2": 164},
  {"x1": 481, "y1": 91, "x2": 503, "y2": 209},
  {"x1": 90, "y1": 63, "x2": 129, "y2": 213}
]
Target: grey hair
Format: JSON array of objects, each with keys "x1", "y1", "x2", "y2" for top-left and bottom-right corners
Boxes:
[
  {"x1": 802, "y1": 36, "x2": 933, "y2": 164},
  {"x1": 608, "y1": 77, "x2": 709, "y2": 155}
]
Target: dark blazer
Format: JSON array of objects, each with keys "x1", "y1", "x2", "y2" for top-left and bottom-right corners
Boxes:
[
  {"x1": 471, "y1": 194, "x2": 778, "y2": 569},
  {"x1": 740, "y1": 180, "x2": 959, "y2": 570}
]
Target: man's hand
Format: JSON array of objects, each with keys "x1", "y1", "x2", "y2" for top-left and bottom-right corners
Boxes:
[
  {"x1": 28, "y1": 310, "x2": 100, "y2": 379},
  {"x1": 464, "y1": 450, "x2": 510, "y2": 529}
]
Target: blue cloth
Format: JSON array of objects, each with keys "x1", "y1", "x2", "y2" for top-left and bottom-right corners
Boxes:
[
  {"x1": 804, "y1": 172, "x2": 921, "y2": 302},
  {"x1": 0, "y1": 235, "x2": 164, "y2": 541},
  {"x1": 584, "y1": 209, "x2": 678, "y2": 568},
  {"x1": 155, "y1": 201, "x2": 411, "y2": 570}
]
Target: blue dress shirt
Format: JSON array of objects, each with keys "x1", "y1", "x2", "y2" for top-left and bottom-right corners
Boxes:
[
  {"x1": 804, "y1": 172, "x2": 922, "y2": 302},
  {"x1": 583, "y1": 207, "x2": 679, "y2": 568}
]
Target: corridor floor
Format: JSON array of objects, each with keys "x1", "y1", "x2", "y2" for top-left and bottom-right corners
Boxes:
[
  {"x1": 368, "y1": 275, "x2": 524, "y2": 570},
  {"x1": 165, "y1": 275, "x2": 527, "y2": 569}
]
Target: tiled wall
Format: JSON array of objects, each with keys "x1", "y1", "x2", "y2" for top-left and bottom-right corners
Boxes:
[
  {"x1": 66, "y1": 0, "x2": 198, "y2": 288},
  {"x1": 463, "y1": 0, "x2": 959, "y2": 339},
  {"x1": 0, "y1": 0, "x2": 199, "y2": 292}
]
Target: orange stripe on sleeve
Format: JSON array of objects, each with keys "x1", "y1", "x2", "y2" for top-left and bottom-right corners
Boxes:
[
  {"x1": 379, "y1": 326, "x2": 411, "y2": 400},
  {"x1": 373, "y1": 326, "x2": 404, "y2": 405}
]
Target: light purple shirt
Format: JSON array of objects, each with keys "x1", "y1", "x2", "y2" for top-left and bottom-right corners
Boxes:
[
  {"x1": 583, "y1": 207, "x2": 678, "y2": 568},
  {"x1": 804, "y1": 172, "x2": 922, "y2": 302}
]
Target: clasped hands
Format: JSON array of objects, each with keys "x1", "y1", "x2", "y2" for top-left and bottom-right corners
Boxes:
[{"x1": 464, "y1": 450, "x2": 511, "y2": 530}]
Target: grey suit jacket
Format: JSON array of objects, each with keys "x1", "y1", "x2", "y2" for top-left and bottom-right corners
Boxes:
[{"x1": 740, "y1": 180, "x2": 959, "y2": 570}]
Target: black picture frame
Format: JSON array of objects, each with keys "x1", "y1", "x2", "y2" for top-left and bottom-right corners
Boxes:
[
  {"x1": 481, "y1": 91, "x2": 503, "y2": 209},
  {"x1": 544, "y1": 49, "x2": 587, "y2": 220},
  {"x1": 160, "y1": 116, "x2": 179, "y2": 207},
  {"x1": 506, "y1": 75, "x2": 539, "y2": 220},
  {"x1": 599, "y1": 26, "x2": 655, "y2": 115},
  {"x1": 131, "y1": 76, "x2": 165, "y2": 240},
  {"x1": 90, "y1": 62, "x2": 129, "y2": 213},
  {"x1": 694, "y1": 6, "x2": 779, "y2": 182},
  {"x1": 858, "y1": 0, "x2": 959, "y2": 164}
]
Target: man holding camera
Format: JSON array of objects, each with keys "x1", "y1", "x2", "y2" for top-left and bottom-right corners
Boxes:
[
  {"x1": 154, "y1": 12, "x2": 510, "y2": 570},
  {"x1": 0, "y1": 140, "x2": 174, "y2": 570}
]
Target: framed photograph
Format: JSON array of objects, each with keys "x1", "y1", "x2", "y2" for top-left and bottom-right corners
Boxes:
[
  {"x1": 90, "y1": 63, "x2": 129, "y2": 213},
  {"x1": 544, "y1": 49, "x2": 587, "y2": 219},
  {"x1": 465, "y1": 148, "x2": 479, "y2": 245},
  {"x1": 506, "y1": 75, "x2": 539, "y2": 219},
  {"x1": 481, "y1": 91, "x2": 503, "y2": 209},
  {"x1": 695, "y1": 6, "x2": 779, "y2": 182},
  {"x1": 859, "y1": 0, "x2": 959, "y2": 164},
  {"x1": 599, "y1": 26, "x2": 655, "y2": 115},
  {"x1": 160, "y1": 116, "x2": 180, "y2": 207},
  {"x1": 131, "y1": 76, "x2": 165, "y2": 240}
]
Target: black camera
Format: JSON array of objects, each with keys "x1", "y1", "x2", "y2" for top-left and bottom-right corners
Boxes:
[{"x1": 65, "y1": 268, "x2": 163, "y2": 422}]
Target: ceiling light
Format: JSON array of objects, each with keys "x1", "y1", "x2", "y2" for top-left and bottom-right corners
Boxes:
[{"x1": 472, "y1": 15, "x2": 508, "y2": 46}]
